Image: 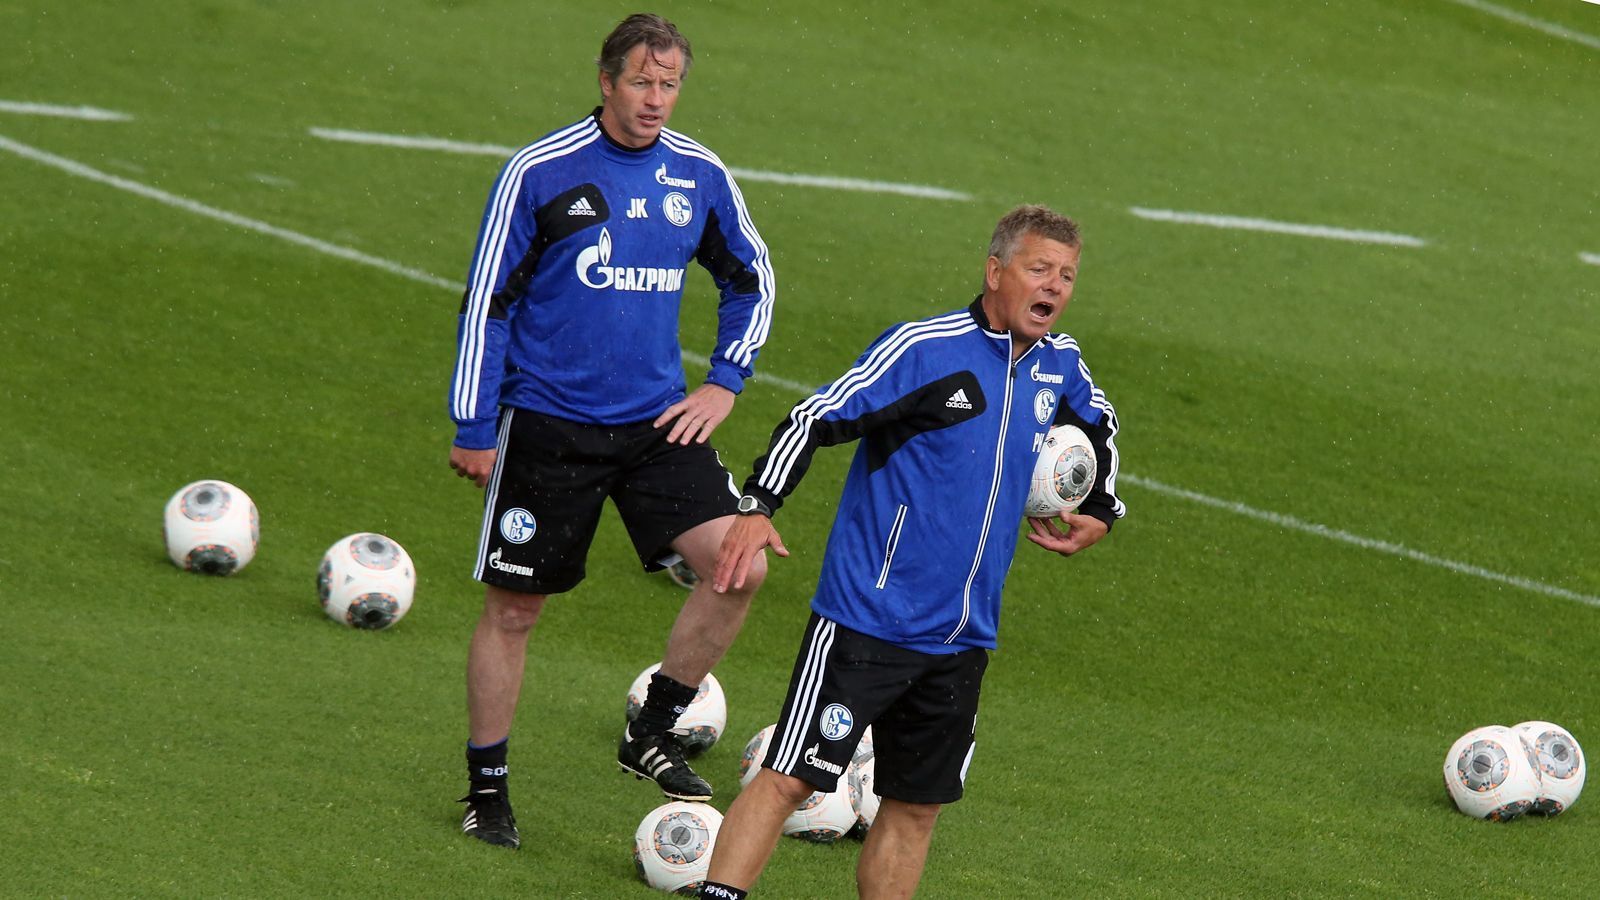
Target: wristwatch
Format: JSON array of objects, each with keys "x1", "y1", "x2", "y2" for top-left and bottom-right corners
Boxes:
[{"x1": 736, "y1": 494, "x2": 772, "y2": 517}]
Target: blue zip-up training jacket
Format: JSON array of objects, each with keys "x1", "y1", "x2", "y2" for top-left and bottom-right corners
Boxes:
[
  {"x1": 744, "y1": 299, "x2": 1125, "y2": 654},
  {"x1": 449, "y1": 110, "x2": 776, "y2": 448}
]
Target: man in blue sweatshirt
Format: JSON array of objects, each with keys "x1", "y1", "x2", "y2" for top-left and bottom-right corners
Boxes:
[
  {"x1": 445, "y1": 13, "x2": 776, "y2": 850},
  {"x1": 701, "y1": 205, "x2": 1123, "y2": 898}
]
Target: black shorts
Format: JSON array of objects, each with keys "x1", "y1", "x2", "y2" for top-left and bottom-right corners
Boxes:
[
  {"x1": 763, "y1": 613, "x2": 988, "y2": 805},
  {"x1": 473, "y1": 407, "x2": 740, "y2": 594}
]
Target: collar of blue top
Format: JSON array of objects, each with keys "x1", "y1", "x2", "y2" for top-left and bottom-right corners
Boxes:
[{"x1": 592, "y1": 106, "x2": 659, "y2": 153}]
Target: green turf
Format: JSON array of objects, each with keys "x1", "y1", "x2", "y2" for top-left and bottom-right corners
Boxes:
[{"x1": 3, "y1": 0, "x2": 1598, "y2": 896}]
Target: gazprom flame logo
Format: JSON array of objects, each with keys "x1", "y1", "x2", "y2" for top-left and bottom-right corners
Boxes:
[
  {"x1": 576, "y1": 228, "x2": 614, "y2": 288},
  {"x1": 575, "y1": 227, "x2": 686, "y2": 292}
]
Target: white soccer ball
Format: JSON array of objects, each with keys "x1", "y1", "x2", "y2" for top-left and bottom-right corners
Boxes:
[
  {"x1": 163, "y1": 480, "x2": 259, "y2": 575},
  {"x1": 738, "y1": 724, "x2": 857, "y2": 842},
  {"x1": 846, "y1": 726, "x2": 879, "y2": 838},
  {"x1": 1443, "y1": 725, "x2": 1543, "y2": 821},
  {"x1": 633, "y1": 800, "x2": 722, "y2": 895},
  {"x1": 1515, "y1": 721, "x2": 1585, "y2": 815},
  {"x1": 784, "y1": 784, "x2": 857, "y2": 844},
  {"x1": 1024, "y1": 423, "x2": 1096, "y2": 518},
  {"x1": 625, "y1": 663, "x2": 727, "y2": 756},
  {"x1": 316, "y1": 533, "x2": 416, "y2": 630},
  {"x1": 739, "y1": 724, "x2": 776, "y2": 787}
]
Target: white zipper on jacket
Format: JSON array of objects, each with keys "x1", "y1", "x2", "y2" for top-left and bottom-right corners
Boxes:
[
  {"x1": 945, "y1": 348, "x2": 1017, "y2": 644},
  {"x1": 875, "y1": 503, "x2": 909, "y2": 589}
]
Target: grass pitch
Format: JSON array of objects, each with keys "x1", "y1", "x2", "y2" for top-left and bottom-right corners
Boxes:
[{"x1": 3, "y1": 0, "x2": 1598, "y2": 896}]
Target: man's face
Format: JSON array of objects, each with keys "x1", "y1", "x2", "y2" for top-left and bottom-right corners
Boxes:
[
  {"x1": 599, "y1": 43, "x2": 683, "y2": 148},
  {"x1": 982, "y1": 233, "x2": 1081, "y2": 354}
]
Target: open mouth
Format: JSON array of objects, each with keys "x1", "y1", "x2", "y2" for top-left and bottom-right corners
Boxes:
[{"x1": 1029, "y1": 301, "x2": 1055, "y2": 320}]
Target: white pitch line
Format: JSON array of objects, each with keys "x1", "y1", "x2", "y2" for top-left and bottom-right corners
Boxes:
[
  {"x1": 1444, "y1": 0, "x2": 1600, "y2": 52},
  {"x1": 723, "y1": 168, "x2": 971, "y2": 202},
  {"x1": 1129, "y1": 206, "x2": 1428, "y2": 247},
  {"x1": 0, "y1": 100, "x2": 133, "y2": 121},
  {"x1": 5, "y1": 133, "x2": 1591, "y2": 607},
  {"x1": 1122, "y1": 474, "x2": 1600, "y2": 607},
  {"x1": 0, "y1": 132, "x2": 818, "y2": 396},
  {"x1": 308, "y1": 126, "x2": 972, "y2": 201},
  {"x1": 309, "y1": 127, "x2": 511, "y2": 157},
  {"x1": 686, "y1": 354, "x2": 815, "y2": 395},
  {"x1": 0, "y1": 133, "x2": 458, "y2": 291},
  {"x1": 1581, "y1": 252, "x2": 1600, "y2": 267}
]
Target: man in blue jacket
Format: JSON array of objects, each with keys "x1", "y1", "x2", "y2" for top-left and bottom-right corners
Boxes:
[
  {"x1": 445, "y1": 13, "x2": 776, "y2": 850},
  {"x1": 701, "y1": 205, "x2": 1123, "y2": 899}
]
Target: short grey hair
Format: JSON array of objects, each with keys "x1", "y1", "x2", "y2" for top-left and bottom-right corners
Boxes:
[
  {"x1": 987, "y1": 204, "x2": 1081, "y2": 263},
  {"x1": 597, "y1": 13, "x2": 693, "y2": 83}
]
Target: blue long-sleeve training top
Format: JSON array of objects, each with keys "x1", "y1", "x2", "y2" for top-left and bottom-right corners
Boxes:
[
  {"x1": 744, "y1": 299, "x2": 1125, "y2": 654},
  {"x1": 449, "y1": 110, "x2": 775, "y2": 448}
]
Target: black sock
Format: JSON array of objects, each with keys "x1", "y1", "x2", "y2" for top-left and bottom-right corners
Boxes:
[
  {"x1": 466, "y1": 738, "x2": 508, "y2": 790},
  {"x1": 698, "y1": 881, "x2": 748, "y2": 899},
  {"x1": 633, "y1": 672, "x2": 697, "y2": 738}
]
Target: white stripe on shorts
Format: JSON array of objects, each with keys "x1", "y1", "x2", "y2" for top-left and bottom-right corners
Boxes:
[
  {"x1": 472, "y1": 408, "x2": 516, "y2": 580},
  {"x1": 773, "y1": 617, "x2": 836, "y2": 774}
]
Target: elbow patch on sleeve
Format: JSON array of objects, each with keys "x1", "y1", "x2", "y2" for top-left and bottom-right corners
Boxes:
[
  {"x1": 694, "y1": 208, "x2": 760, "y2": 294},
  {"x1": 863, "y1": 370, "x2": 986, "y2": 472}
]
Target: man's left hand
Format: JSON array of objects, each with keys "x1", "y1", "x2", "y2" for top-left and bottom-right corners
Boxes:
[
  {"x1": 1025, "y1": 512, "x2": 1109, "y2": 557},
  {"x1": 712, "y1": 513, "x2": 788, "y2": 594},
  {"x1": 654, "y1": 383, "x2": 736, "y2": 445}
]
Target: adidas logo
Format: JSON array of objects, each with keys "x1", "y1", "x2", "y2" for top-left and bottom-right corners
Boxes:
[
  {"x1": 945, "y1": 388, "x2": 973, "y2": 409},
  {"x1": 567, "y1": 196, "x2": 597, "y2": 217}
]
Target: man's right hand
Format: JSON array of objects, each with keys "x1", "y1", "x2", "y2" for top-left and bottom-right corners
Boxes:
[{"x1": 450, "y1": 446, "x2": 497, "y2": 488}]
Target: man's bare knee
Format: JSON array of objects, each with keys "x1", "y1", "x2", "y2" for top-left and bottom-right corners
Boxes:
[
  {"x1": 720, "y1": 550, "x2": 768, "y2": 600},
  {"x1": 879, "y1": 798, "x2": 942, "y2": 828},
  {"x1": 757, "y1": 769, "x2": 820, "y2": 807},
  {"x1": 482, "y1": 587, "x2": 546, "y2": 634},
  {"x1": 743, "y1": 551, "x2": 769, "y2": 591}
]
